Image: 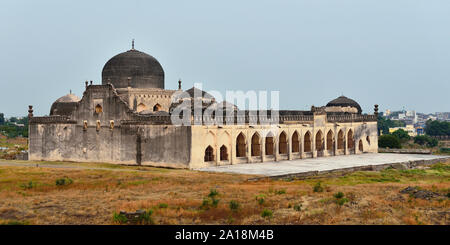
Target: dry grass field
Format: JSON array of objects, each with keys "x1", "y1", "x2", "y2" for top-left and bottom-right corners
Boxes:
[{"x1": 0, "y1": 159, "x2": 448, "y2": 225}]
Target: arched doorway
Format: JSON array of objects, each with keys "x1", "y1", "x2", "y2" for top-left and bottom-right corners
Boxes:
[
  {"x1": 265, "y1": 133, "x2": 274, "y2": 155},
  {"x1": 337, "y1": 130, "x2": 344, "y2": 150},
  {"x1": 304, "y1": 131, "x2": 312, "y2": 152},
  {"x1": 315, "y1": 130, "x2": 323, "y2": 151},
  {"x1": 292, "y1": 131, "x2": 300, "y2": 153},
  {"x1": 358, "y1": 140, "x2": 363, "y2": 152},
  {"x1": 220, "y1": 145, "x2": 228, "y2": 161},
  {"x1": 347, "y1": 129, "x2": 355, "y2": 153},
  {"x1": 95, "y1": 104, "x2": 103, "y2": 114},
  {"x1": 326, "y1": 130, "x2": 333, "y2": 151},
  {"x1": 251, "y1": 133, "x2": 261, "y2": 156},
  {"x1": 137, "y1": 103, "x2": 147, "y2": 112},
  {"x1": 236, "y1": 133, "x2": 246, "y2": 157},
  {"x1": 279, "y1": 131, "x2": 288, "y2": 154},
  {"x1": 204, "y1": 145, "x2": 214, "y2": 162},
  {"x1": 153, "y1": 104, "x2": 162, "y2": 111}
]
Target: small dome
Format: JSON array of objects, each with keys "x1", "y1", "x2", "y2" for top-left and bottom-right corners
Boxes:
[
  {"x1": 50, "y1": 94, "x2": 80, "y2": 116},
  {"x1": 102, "y1": 48, "x2": 164, "y2": 89},
  {"x1": 326, "y1": 95, "x2": 362, "y2": 113}
]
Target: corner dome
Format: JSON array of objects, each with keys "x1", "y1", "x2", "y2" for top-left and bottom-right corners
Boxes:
[
  {"x1": 101, "y1": 48, "x2": 164, "y2": 89},
  {"x1": 326, "y1": 95, "x2": 362, "y2": 114},
  {"x1": 50, "y1": 93, "x2": 80, "y2": 116}
]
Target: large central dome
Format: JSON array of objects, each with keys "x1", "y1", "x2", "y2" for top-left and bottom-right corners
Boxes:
[{"x1": 102, "y1": 48, "x2": 164, "y2": 89}]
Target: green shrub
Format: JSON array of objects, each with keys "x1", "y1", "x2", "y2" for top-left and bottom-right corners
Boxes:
[
  {"x1": 112, "y1": 212, "x2": 128, "y2": 224},
  {"x1": 138, "y1": 210, "x2": 154, "y2": 225},
  {"x1": 158, "y1": 203, "x2": 168, "y2": 209},
  {"x1": 336, "y1": 198, "x2": 349, "y2": 206},
  {"x1": 208, "y1": 189, "x2": 219, "y2": 198},
  {"x1": 275, "y1": 189, "x2": 286, "y2": 195},
  {"x1": 20, "y1": 181, "x2": 34, "y2": 190},
  {"x1": 229, "y1": 200, "x2": 240, "y2": 212},
  {"x1": 293, "y1": 203, "x2": 302, "y2": 212},
  {"x1": 261, "y1": 209, "x2": 273, "y2": 219},
  {"x1": 333, "y1": 192, "x2": 344, "y2": 199},
  {"x1": 255, "y1": 194, "x2": 265, "y2": 205},
  {"x1": 201, "y1": 198, "x2": 211, "y2": 209},
  {"x1": 313, "y1": 182, "x2": 324, "y2": 192},
  {"x1": 414, "y1": 135, "x2": 438, "y2": 147},
  {"x1": 55, "y1": 177, "x2": 73, "y2": 186},
  {"x1": 379, "y1": 134, "x2": 401, "y2": 148},
  {"x1": 392, "y1": 129, "x2": 410, "y2": 143}
]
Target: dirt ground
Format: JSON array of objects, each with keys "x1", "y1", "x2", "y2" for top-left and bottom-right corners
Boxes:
[{"x1": 0, "y1": 159, "x2": 448, "y2": 225}]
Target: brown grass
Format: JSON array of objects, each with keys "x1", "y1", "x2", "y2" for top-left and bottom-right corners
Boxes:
[{"x1": 0, "y1": 159, "x2": 448, "y2": 225}]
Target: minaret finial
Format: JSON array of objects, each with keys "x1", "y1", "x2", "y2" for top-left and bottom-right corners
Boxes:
[
  {"x1": 178, "y1": 79, "x2": 182, "y2": 90},
  {"x1": 132, "y1": 39, "x2": 135, "y2": 50}
]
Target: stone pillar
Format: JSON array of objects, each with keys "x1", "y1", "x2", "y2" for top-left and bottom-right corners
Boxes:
[
  {"x1": 274, "y1": 136, "x2": 279, "y2": 162},
  {"x1": 288, "y1": 133, "x2": 292, "y2": 160},
  {"x1": 261, "y1": 137, "x2": 266, "y2": 162},
  {"x1": 300, "y1": 131, "x2": 304, "y2": 159},
  {"x1": 344, "y1": 129, "x2": 349, "y2": 155},
  {"x1": 312, "y1": 130, "x2": 316, "y2": 158}
]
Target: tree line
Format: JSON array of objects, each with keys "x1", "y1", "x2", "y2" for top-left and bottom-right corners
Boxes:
[{"x1": 0, "y1": 113, "x2": 28, "y2": 138}]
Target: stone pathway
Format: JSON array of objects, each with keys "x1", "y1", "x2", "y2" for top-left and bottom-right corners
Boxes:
[{"x1": 195, "y1": 153, "x2": 450, "y2": 177}]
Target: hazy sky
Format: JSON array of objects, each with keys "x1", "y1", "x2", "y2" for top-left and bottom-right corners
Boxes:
[{"x1": 0, "y1": 0, "x2": 449, "y2": 117}]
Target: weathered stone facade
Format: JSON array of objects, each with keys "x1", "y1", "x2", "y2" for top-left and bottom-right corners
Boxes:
[{"x1": 28, "y1": 45, "x2": 378, "y2": 169}]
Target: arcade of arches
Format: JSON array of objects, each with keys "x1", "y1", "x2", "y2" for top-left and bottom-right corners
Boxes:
[{"x1": 203, "y1": 127, "x2": 375, "y2": 164}]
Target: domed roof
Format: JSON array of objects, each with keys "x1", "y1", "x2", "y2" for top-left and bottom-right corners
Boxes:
[
  {"x1": 50, "y1": 93, "x2": 80, "y2": 116},
  {"x1": 101, "y1": 47, "x2": 164, "y2": 89},
  {"x1": 326, "y1": 95, "x2": 362, "y2": 113}
]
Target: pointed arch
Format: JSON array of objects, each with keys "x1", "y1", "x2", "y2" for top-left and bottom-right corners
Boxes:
[
  {"x1": 251, "y1": 132, "x2": 261, "y2": 156},
  {"x1": 292, "y1": 131, "x2": 300, "y2": 153},
  {"x1": 326, "y1": 130, "x2": 334, "y2": 151},
  {"x1": 265, "y1": 132, "x2": 275, "y2": 155},
  {"x1": 337, "y1": 129, "x2": 344, "y2": 150},
  {"x1": 204, "y1": 145, "x2": 214, "y2": 162},
  {"x1": 304, "y1": 131, "x2": 312, "y2": 152},
  {"x1": 136, "y1": 103, "x2": 147, "y2": 112},
  {"x1": 153, "y1": 103, "x2": 162, "y2": 111},
  {"x1": 279, "y1": 131, "x2": 288, "y2": 154},
  {"x1": 220, "y1": 145, "x2": 228, "y2": 161},
  {"x1": 315, "y1": 130, "x2": 324, "y2": 151},
  {"x1": 95, "y1": 104, "x2": 103, "y2": 114},
  {"x1": 236, "y1": 132, "x2": 246, "y2": 157},
  {"x1": 358, "y1": 139, "x2": 363, "y2": 152},
  {"x1": 347, "y1": 129, "x2": 355, "y2": 150}
]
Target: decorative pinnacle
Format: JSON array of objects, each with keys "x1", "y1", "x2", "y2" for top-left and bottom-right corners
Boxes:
[
  {"x1": 132, "y1": 39, "x2": 135, "y2": 50},
  {"x1": 178, "y1": 79, "x2": 182, "y2": 90}
]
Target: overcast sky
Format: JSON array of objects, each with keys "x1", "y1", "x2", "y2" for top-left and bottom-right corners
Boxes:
[{"x1": 0, "y1": 0, "x2": 449, "y2": 117}]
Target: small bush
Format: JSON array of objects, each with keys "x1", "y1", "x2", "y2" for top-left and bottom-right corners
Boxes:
[
  {"x1": 255, "y1": 194, "x2": 265, "y2": 206},
  {"x1": 336, "y1": 198, "x2": 349, "y2": 206},
  {"x1": 55, "y1": 177, "x2": 73, "y2": 186},
  {"x1": 20, "y1": 181, "x2": 34, "y2": 190},
  {"x1": 293, "y1": 203, "x2": 302, "y2": 212},
  {"x1": 333, "y1": 192, "x2": 344, "y2": 199},
  {"x1": 201, "y1": 198, "x2": 211, "y2": 209},
  {"x1": 379, "y1": 134, "x2": 401, "y2": 149},
  {"x1": 208, "y1": 189, "x2": 219, "y2": 198},
  {"x1": 313, "y1": 182, "x2": 324, "y2": 193},
  {"x1": 138, "y1": 210, "x2": 154, "y2": 225},
  {"x1": 112, "y1": 212, "x2": 128, "y2": 224},
  {"x1": 158, "y1": 203, "x2": 168, "y2": 209},
  {"x1": 261, "y1": 209, "x2": 273, "y2": 219},
  {"x1": 229, "y1": 200, "x2": 240, "y2": 212},
  {"x1": 275, "y1": 189, "x2": 286, "y2": 195}
]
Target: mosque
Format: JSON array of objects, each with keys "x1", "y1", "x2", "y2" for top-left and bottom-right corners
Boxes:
[{"x1": 28, "y1": 42, "x2": 379, "y2": 169}]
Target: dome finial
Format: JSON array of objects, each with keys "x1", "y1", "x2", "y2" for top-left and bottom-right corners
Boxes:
[{"x1": 132, "y1": 39, "x2": 135, "y2": 50}]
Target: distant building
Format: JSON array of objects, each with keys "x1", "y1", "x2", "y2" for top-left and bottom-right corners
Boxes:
[{"x1": 389, "y1": 125, "x2": 417, "y2": 137}]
